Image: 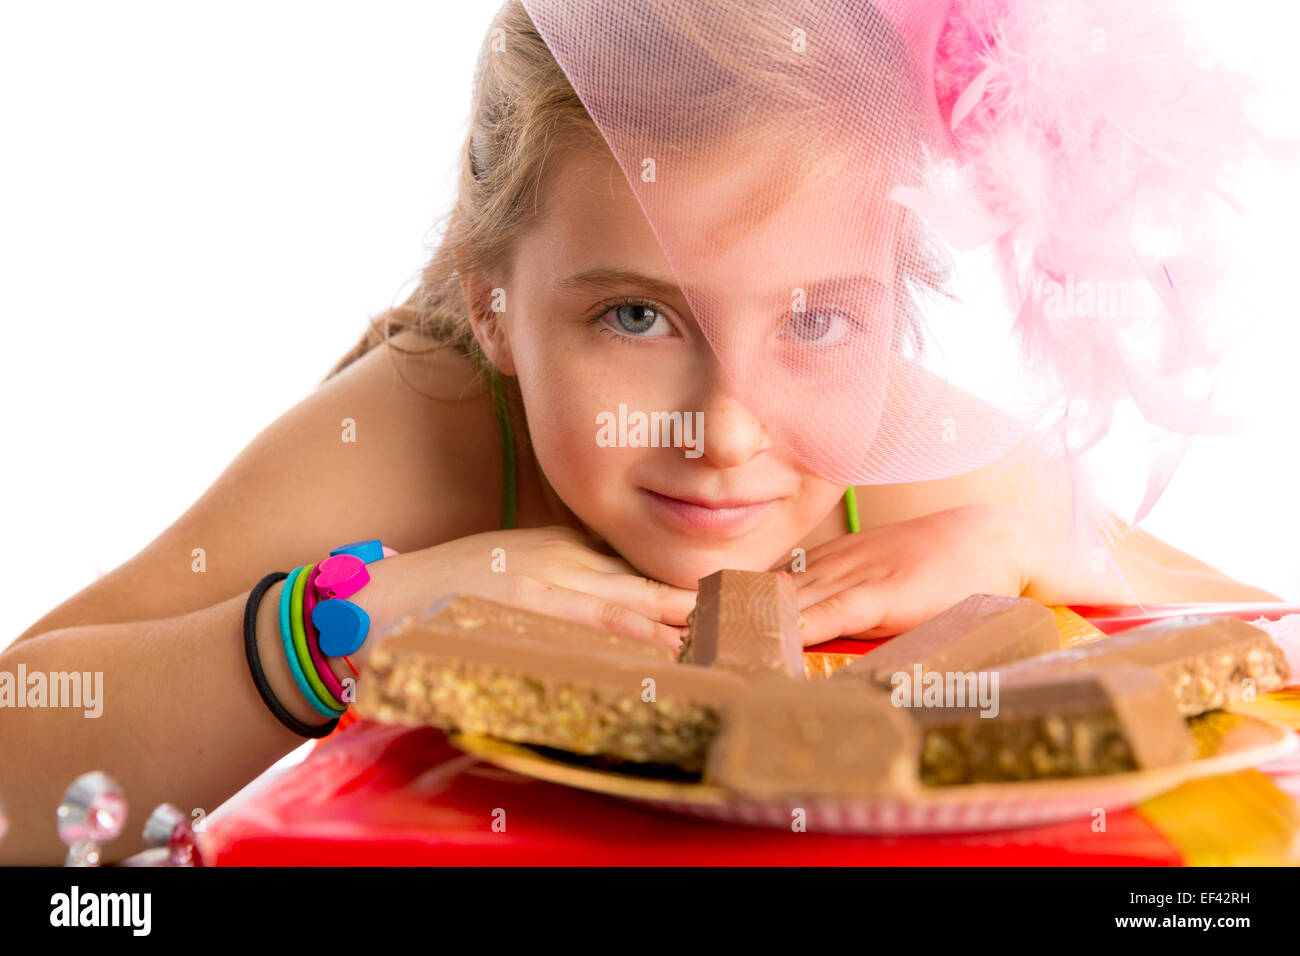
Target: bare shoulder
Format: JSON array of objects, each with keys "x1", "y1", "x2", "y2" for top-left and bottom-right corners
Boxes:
[
  {"x1": 849, "y1": 363, "x2": 1053, "y2": 527},
  {"x1": 14, "y1": 331, "x2": 503, "y2": 642},
  {"x1": 850, "y1": 435, "x2": 1051, "y2": 530}
]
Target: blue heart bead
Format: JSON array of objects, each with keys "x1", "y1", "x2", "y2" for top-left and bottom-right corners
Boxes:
[
  {"x1": 312, "y1": 598, "x2": 370, "y2": 656},
  {"x1": 329, "y1": 539, "x2": 385, "y2": 564}
]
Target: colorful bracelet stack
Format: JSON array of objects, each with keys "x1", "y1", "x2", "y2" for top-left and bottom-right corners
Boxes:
[{"x1": 242, "y1": 539, "x2": 390, "y2": 738}]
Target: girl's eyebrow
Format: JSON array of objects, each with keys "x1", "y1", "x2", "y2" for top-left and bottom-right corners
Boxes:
[
  {"x1": 556, "y1": 267, "x2": 684, "y2": 299},
  {"x1": 557, "y1": 267, "x2": 889, "y2": 301},
  {"x1": 792, "y1": 274, "x2": 891, "y2": 298}
]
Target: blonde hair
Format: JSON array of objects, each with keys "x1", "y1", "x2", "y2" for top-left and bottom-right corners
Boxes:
[
  {"x1": 322, "y1": 0, "x2": 950, "y2": 389},
  {"x1": 321, "y1": 0, "x2": 598, "y2": 387}
]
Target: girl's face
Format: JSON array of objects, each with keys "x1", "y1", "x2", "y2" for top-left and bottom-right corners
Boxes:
[{"x1": 475, "y1": 144, "x2": 894, "y2": 589}]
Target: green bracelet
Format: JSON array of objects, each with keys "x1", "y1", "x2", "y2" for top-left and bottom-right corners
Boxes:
[{"x1": 290, "y1": 563, "x2": 344, "y2": 714}]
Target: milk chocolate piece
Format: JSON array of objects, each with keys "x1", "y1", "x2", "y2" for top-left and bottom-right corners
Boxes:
[
  {"x1": 681, "y1": 570, "x2": 804, "y2": 678},
  {"x1": 999, "y1": 615, "x2": 1291, "y2": 716},
  {"x1": 837, "y1": 594, "x2": 1059, "y2": 688},
  {"x1": 356, "y1": 594, "x2": 743, "y2": 772},
  {"x1": 705, "y1": 676, "x2": 920, "y2": 800},
  {"x1": 416, "y1": 593, "x2": 678, "y2": 661},
  {"x1": 913, "y1": 667, "x2": 1196, "y2": 785}
]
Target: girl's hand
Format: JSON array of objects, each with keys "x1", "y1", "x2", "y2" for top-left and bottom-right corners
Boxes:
[
  {"x1": 792, "y1": 504, "x2": 1037, "y2": 645},
  {"x1": 390, "y1": 527, "x2": 695, "y2": 652}
]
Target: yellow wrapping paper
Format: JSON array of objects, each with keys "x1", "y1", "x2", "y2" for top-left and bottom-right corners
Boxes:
[{"x1": 1137, "y1": 767, "x2": 1300, "y2": 866}]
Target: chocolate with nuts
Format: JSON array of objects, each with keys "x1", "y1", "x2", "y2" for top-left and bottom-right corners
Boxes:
[
  {"x1": 998, "y1": 615, "x2": 1290, "y2": 716},
  {"x1": 913, "y1": 667, "x2": 1196, "y2": 785},
  {"x1": 354, "y1": 590, "x2": 1234, "y2": 795},
  {"x1": 681, "y1": 570, "x2": 804, "y2": 678},
  {"x1": 356, "y1": 594, "x2": 744, "y2": 772},
  {"x1": 705, "y1": 676, "x2": 921, "y2": 800},
  {"x1": 836, "y1": 593, "x2": 1059, "y2": 688}
]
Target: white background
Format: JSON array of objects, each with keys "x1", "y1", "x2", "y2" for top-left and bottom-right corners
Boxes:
[{"x1": 2, "y1": 0, "x2": 1298, "y2": 649}]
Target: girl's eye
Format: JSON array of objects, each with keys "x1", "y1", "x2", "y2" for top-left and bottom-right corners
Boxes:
[
  {"x1": 595, "y1": 300, "x2": 674, "y2": 340},
  {"x1": 780, "y1": 308, "x2": 859, "y2": 347}
]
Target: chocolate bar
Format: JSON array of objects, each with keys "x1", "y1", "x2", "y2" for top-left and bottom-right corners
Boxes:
[
  {"x1": 680, "y1": 570, "x2": 803, "y2": 678},
  {"x1": 356, "y1": 594, "x2": 744, "y2": 772},
  {"x1": 998, "y1": 615, "x2": 1290, "y2": 716},
  {"x1": 704, "y1": 676, "x2": 920, "y2": 800},
  {"x1": 405, "y1": 593, "x2": 678, "y2": 661},
  {"x1": 912, "y1": 667, "x2": 1197, "y2": 784},
  {"x1": 836, "y1": 594, "x2": 1059, "y2": 688},
  {"x1": 356, "y1": 593, "x2": 1216, "y2": 793}
]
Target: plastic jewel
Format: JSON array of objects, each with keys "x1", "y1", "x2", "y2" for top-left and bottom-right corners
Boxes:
[
  {"x1": 57, "y1": 771, "x2": 127, "y2": 866},
  {"x1": 65, "y1": 837, "x2": 102, "y2": 867},
  {"x1": 142, "y1": 803, "x2": 203, "y2": 867}
]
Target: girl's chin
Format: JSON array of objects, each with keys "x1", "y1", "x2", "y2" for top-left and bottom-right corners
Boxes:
[{"x1": 618, "y1": 542, "x2": 788, "y2": 590}]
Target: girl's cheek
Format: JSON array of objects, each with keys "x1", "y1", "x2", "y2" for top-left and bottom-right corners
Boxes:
[{"x1": 532, "y1": 391, "x2": 618, "y2": 489}]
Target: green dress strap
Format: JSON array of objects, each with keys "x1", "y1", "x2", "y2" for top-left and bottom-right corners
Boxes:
[
  {"x1": 486, "y1": 369, "x2": 517, "y2": 531},
  {"x1": 485, "y1": 368, "x2": 856, "y2": 536}
]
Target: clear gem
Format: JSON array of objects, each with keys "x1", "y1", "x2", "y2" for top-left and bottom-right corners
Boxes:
[
  {"x1": 57, "y1": 771, "x2": 127, "y2": 845},
  {"x1": 168, "y1": 826, "x2": 202, "y2": 867},
  {"x1": 142, "y1": 804, "x2": 183, "y2": 848},
  {"x1": 64, "y1": 837, "x2": 101, "y2": 867},
  {"x1": 142, "y1": 803, "x2": 203, "y2": 866}
]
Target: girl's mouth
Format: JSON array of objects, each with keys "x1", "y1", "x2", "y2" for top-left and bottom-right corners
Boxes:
[{"x1": 640, "y1": 488, "x2": 777, "y2": 536}]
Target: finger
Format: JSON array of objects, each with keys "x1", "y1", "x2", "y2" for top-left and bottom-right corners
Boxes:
[
  {"x1": 797, "y1": 589, "x2": 887, "y2": 647},
  {"x1": 790, "y1": 544, "x2": 867, "y2": 593},
  {"x1": 529, "y1": 527, "x2": 636, "y2": 574},
  {"x1": 572, "y1": 548, "x2": 637, "y2": 575},
  {"x1": 800, "y1": 529, "x2": 871, "y2": 564},
  {"x1": 793, "y1": 575, "x2": 839, "y2": 611},
  {"x1": 515, "y1": 579, "x2": 684, "y2": 652},
  {"x1": 794, "y1": 566, "x2": 873, "y2": 611},
  {"x1": 584, "y1": 572, "x2": 697, "y2": 627}
]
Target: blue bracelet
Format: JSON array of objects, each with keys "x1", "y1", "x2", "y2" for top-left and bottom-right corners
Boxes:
[{"x1": 278, "y1": 566, "x2": 345, "y2": 719}]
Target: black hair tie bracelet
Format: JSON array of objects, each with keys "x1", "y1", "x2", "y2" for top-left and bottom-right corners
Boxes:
[{"x1": 243, "y1": 571, "x2": 340, "y2": 739}]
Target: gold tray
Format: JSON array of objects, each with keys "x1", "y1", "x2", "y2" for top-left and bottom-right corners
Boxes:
[{"x1": 449, "y1": 710, "x2": 1297, "y2": 834}]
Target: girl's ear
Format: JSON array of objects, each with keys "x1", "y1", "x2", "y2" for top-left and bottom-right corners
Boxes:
[{"x1": 457, "y1": 261, "x2": 517, "y2": 376}]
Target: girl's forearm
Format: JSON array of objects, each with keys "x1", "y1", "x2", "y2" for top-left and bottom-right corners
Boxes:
[
  {"x1": 0, "y1": 555, "x2": 420, "y2": 865},
  {"x1": 1021, "y1": 511, "x2": 1284, "y2": 606},
  {"x1": 1098, "y1": 527, "x2": 1283, "y2": 604},
  {"x1": 0, "y1": 593, "x2": 318, "y2": 864}
]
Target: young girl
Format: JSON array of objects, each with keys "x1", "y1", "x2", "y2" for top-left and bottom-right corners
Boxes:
[{"x1": 1, "y1": 0, "x2": 1280, "y2": 864}]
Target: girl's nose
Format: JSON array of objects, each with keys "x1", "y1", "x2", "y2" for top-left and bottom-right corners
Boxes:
[{"x1": 694, "y1": 376, "x2": 772, "y2": 469}]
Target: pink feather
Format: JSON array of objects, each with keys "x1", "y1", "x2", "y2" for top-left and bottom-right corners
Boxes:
[{"x1": 923, "y1": 0, "x2": 1274, "y2": 528}]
